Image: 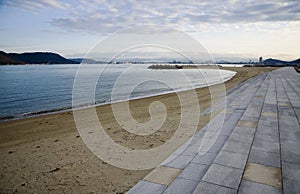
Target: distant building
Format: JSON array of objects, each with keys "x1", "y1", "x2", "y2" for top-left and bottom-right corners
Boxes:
[{"x1": 259, "y1": 57, "x2": 263, "y2": 64}]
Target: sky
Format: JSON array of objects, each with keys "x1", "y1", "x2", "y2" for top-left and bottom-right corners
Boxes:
[{"x1": 0, "y1": 0, "x2": 300, "y2": 61}]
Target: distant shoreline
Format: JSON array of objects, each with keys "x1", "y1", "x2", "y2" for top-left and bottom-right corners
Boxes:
[{"x1": 147, "y1": 64, "x2": 224, "y2": 69}]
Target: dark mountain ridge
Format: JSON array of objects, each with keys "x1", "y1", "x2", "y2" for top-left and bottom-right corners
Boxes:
[
  {"x1": 0, "y1": 51, "x2": 78, "y2": 65},
  {"x1": 263, "y1": 58, "x2": 300, "y2": 66}
]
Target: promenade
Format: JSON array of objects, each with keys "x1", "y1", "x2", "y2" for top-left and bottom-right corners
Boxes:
[{"x1": 128, "y1": 67, "x2": 300, "y2": 194}]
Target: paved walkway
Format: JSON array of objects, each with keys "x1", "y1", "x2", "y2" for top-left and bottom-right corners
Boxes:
[{"x1": 127, "y1": 67, "x2": 300, "y2": 194}]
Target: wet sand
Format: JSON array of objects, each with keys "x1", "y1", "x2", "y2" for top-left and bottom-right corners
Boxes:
[{"x1": 0, "y1": 67, "x2": 278, "y2": 193}]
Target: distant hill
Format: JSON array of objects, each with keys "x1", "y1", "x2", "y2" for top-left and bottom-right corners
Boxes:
[
  {"x1": 69, "y1": 58, "x2": 106, "y2": 64},
  {"x1": 0, "y1": 51, "x2": 25, "y2": 64},
  {"x1": 0, "y1": 51, "x2": 79, "y2": 65},
  {"x1": 263, "y1": 58, "x2": 300, "y2": 67}
]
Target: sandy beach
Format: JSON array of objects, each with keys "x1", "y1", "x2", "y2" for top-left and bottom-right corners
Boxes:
[{"x1": 0, "y1": 67, "x2": 278, "y2": 193}]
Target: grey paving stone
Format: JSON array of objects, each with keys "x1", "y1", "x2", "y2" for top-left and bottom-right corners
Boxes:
[
  {"x1": 290, "y1": 90, "x2": 300, "y2": 98},
  {"x1": 283, "y1": 178, "x2": 300, "y2": 194},
  {"x1": 255, "y1": 131, "x2": 279, "y2": 143},
  {"x1": 189, "y1": 136, "x2": 203, "y2": 147},
  {"x1": 281, "y1": 138, "x2": 300, "y2": 154},
  {"x1": 191, "y1": 152, "x2": 217, "y2": 165},
  {"x1": 278, "y1": 107, "x2": 296, "y2": 117},
  {"x1": 232, "y1": 126, "x2": 256, "y2": 136},
  {"x1": 248, "y1": 149, "x2": 280, "y2": 168},
  {"x1": 277, "y1": 91, "x2": 289, "y2": 101},
  {"x1": 249, "y1": 99, "x2": 264, "y2": 107},
  {"x1": 215, "y1": 150, "x2": 248, "y2": 169},
  {"x1": 193, "y1": 181, "x2": 236, "y2": 194},
  {"x1": 207, "y1": 135, "x2": 229, "y2": 153},
  {"x1": 224, "y1": 112, "x2": 235, "y2": 121},
  {"x1": 281, "y1": 139, "x2": 300, "y2": 163},
  {"x1": 127, "y1": 180, "x2": 166, "y2": 194},
  {"x1": 244, "y1": 107, "x2": 262, "y2": 116},
  {"x1": 290, "y1": 100, "x2": 300, "y2": 108},
  {"x1": 228, "y1": 104, "x2": 240, "y2": 109},
  {"x1": 252, "y1": 138, "x2": 280, "y2": 154},
  {"x1": 280, "y1": 129, "x2": 300, "y2": 141},
  {"x1": 219, "y1": 126, "x2": 235, "y2": 136},
  {"x1": 262, "y1": 104, "x2": 277, "y2": 113},
  {"x1": 202, "y1": 163, "x2": 243, "y2": 189},
  {"x1": 178, "y1": 163, "x2": 209, "y2": 181},
  {"x1": 163, "y1": 177, "x2": 199, "y2": 194},
  {"x1": 282, "y1": 161, "x2": 300, "y2": 181},
  {"x1": 279, "y1": 124, "x2": 300, "y2": 133},
  {"x1": 255, "y1": 133, "x2": 280, "y2": 143},
  {"x1": 195, "y1": 131, "x2": 221, "y2": 150},
  {"x1": 204, "y1": 121, "x2": 225, "y2": 134},
  {"x1": 260, "y1": 113, "x2": 278, "y2": 122},
  {"x1": 294, "y1": 107, "x2": 300, "y2": 122},
  {"x1": 258, "y1": 117, "x2": 278, "y2": 127},
  {"x1": 281, "y1": 150, "x2": 300, "y2": 164},
  {"x1": 222, "y1": 140, "x2": 251, "y2": 155},
  {"x1": 239, "y1": 115, "x2": 259, "y2": 122},
  {"x1": 181, "y1": 144, "x2": 201, "y2": 157},
  {"x1": 279, "y1": 115, "x2": 299, "y2": 127},
  {"x1": 265, "y1": 94, "x2": 276, "y2": 105},
  {"x1": 239, "y1": 98, "x2": 256, "y2": 109},
  {"x1": 163, "y1": 155, "x2": 193, "y2": 169},
  {"x1": 238, "y1": 180, "x2": 281, "y2": 194},
  {"x1": 256, "y1": 125, "x2": 279, "y2": 143},
  {"x1": 251, "y1": 98, "x2": 265, "y2": 105},
  {"x1": 258, "y1": 116, "x2": 278, "y2": 125},
  {"x1": 228, "y1": 132, "x2": 254, "y2": 145},
  {"x1": 220, "y1": 111, "x2": 244, "y2": 131},
  {"x1": 288, "y1": 93, "x2": 300, "y2": 101}
]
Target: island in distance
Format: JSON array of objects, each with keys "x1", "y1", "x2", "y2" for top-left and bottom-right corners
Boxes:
[{"x1": 0, "y1": 50, "x2": 299, "y2": 67}]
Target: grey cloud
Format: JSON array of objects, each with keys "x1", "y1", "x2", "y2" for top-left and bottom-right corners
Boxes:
[
  {"x1": 2, "y1": 0, "x2": 68, "y2": 10},
  {"x1": 3, "y1": 0, "x2": 300, "y2": 33}
]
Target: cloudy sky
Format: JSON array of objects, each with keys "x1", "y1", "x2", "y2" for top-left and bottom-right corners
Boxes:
[{"x1": 0, "y1": 0, "x2": 299, "y2": 61}]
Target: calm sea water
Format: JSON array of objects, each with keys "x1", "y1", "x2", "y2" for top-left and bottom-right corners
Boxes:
[{"x1": 0, "y1": 64, "x2": 235, "y2": 120}]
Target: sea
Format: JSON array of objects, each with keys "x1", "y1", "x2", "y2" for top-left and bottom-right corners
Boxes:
[{"x1": 0, "y1": 64, "x2": 236, "y2": 120}]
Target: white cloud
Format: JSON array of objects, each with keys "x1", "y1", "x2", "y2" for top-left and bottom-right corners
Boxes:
[
  {"x1": 2, "y1": 0, "x2": 69, "y2": 10},
  {"x1": 2, "y1": 0, "x2": 300, "y2": 34},
  {"x1": 51, "y1": 0, "x2": 300, "y2": 33},
  {"x1": 41, "y1": 0, "x2": 68, "y2": 9}
]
